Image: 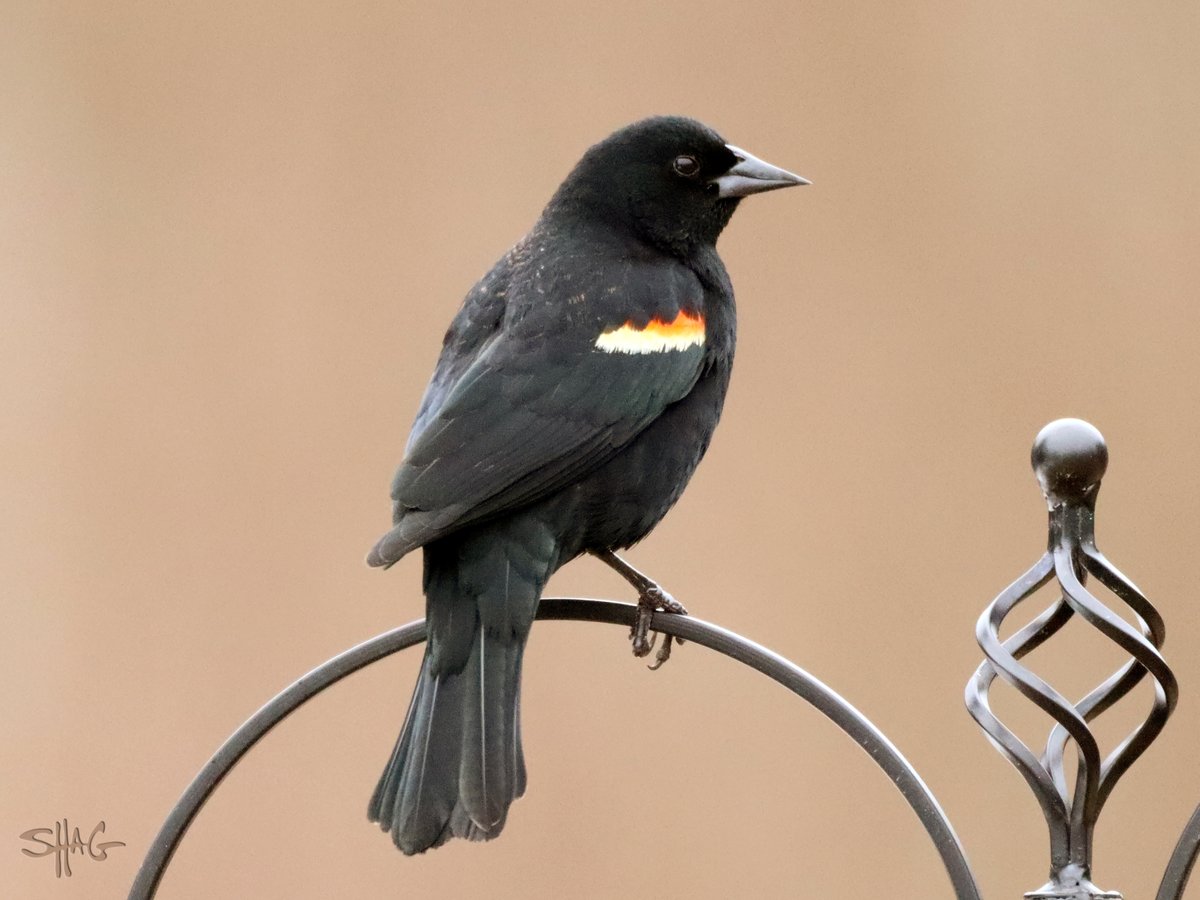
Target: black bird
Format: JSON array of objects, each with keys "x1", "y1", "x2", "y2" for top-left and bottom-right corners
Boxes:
[{"x1": 367, "y1": 115, "x2": 806, "y2": 854}]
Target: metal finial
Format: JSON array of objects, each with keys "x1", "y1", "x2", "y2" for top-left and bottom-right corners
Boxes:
[
  {"x1": 1031, "y1": 418, "x2": 1109, "y2": 507},
  {"x1": 967, "y1": 419, "x2": 1177, "y2": 900}
]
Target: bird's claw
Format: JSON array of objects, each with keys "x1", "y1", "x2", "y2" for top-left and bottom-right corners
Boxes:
[
  {"x1": 630, "y1": 587, "x2": 688, "y2": 669},
  {"x1": 647, "y1": 637, "x2": 674, "y2": 671}
]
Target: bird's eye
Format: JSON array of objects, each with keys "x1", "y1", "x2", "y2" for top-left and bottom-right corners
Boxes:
[{"x1": 673, "y1": 155, "x2": 701, "y2": 177}]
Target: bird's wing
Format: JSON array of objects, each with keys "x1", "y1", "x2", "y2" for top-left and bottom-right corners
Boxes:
[{"x1": 367, "y1": 260, "x2": 708, "y2": 566}]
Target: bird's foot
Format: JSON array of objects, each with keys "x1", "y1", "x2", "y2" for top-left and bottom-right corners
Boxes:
[
  {"x1": 631, "y1": 586, "x2": 688, "y2": 671},
  {"x1": 590, "y1": 549, "x2": 689, "y2": 670}
]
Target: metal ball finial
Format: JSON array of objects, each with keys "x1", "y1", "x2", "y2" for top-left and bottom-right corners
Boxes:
[{"x1": 1031, "y1": 418, "x2": 1108, "y2": 504}]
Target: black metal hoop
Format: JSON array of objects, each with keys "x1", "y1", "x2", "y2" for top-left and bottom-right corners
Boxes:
[
  {"x1": 129, "y1": 598, "x2": 982, "y2": 899},
  {"x1": 1159, "y1": 803, "x2": 1200, "y2": 900}
]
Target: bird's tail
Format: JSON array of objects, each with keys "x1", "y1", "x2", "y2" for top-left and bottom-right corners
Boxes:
[{"x1": 368, "y1": 530, "x2": 551, "y2": 854}]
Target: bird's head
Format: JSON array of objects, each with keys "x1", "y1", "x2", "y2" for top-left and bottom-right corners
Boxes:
[{"x1": 548, "y1": 115, "x2": 808, "y2": 254}]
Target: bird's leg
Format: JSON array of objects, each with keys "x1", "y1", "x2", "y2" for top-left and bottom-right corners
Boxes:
[{"x1": 591, "y1": 549, "x2": 688, "y2": 669}]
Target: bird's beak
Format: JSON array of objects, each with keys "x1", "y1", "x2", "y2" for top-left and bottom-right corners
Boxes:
[{"x1": 712, "y1": 144, "x2": 810, "y2": 198}]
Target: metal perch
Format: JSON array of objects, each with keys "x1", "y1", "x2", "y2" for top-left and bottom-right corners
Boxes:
[{"x1": 129, "y1": 599, "x2": 981, "y2": 899}]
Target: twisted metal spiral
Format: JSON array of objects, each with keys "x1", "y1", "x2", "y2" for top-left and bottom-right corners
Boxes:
[{"x1": 965, "y1": 419, "x2": 1178, "y2": 900}]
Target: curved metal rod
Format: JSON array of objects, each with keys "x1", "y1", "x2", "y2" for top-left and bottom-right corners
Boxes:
[
  {"x1": 1158, "y1": 801, "x2": 1200, "y2": 900},
  {"x1": 1059, "y1": 552, "x2": 1175, "y2": 809},
  {"x1": 129, "y1": 598, "x2": 982, "y2": 900},
  {"x1": 1086, "y1": 550, "x2": 1165, "y2": 645},
  {"x1": 966, "y1": 552, "x2": 1075, "y2": 865},
  {"x1": 1055, "y1": 548, "x2": 1175, "y2": 691}
]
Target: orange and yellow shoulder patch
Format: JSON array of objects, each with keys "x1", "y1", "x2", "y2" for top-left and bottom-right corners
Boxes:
[{"x1": 594, "y1": 310, "x2": 706, "y2": 355}]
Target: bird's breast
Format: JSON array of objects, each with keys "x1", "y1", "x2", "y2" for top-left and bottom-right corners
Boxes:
[{"x1": 565, "y1": 351, "x2": 733, "y2": 553}]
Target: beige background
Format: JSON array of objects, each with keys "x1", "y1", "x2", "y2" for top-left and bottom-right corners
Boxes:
[{"x1": 4, "y1": 2, "x2": 1199, "y2": 898}]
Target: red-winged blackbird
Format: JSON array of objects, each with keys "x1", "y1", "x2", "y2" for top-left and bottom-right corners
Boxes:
[{"x1": 367, "y1": 115, "x2": 806, "y2": 854}]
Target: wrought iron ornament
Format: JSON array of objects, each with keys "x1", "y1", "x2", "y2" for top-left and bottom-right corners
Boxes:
[{"x1": 966, "y1": 419, "x2": 1179, "y2": 899}]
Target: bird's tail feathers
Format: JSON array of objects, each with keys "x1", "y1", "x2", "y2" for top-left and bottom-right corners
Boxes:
[
  {"x1": 368, "y1": 637, "x2": 528, "y2": 853},
  {"x1": 369, "y1": 534, "x2": 546, "y2": 854}
]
